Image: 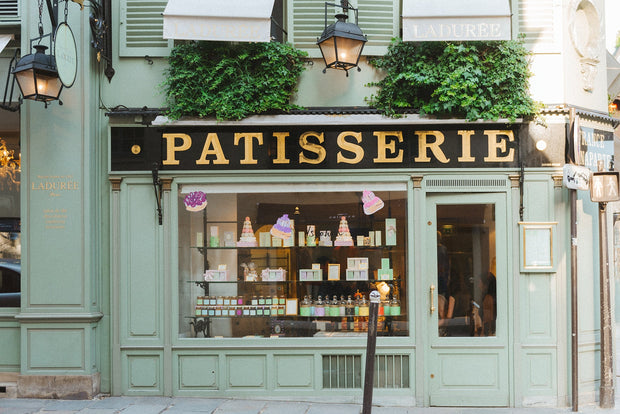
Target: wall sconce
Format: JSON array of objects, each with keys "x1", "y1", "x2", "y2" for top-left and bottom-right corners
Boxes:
[
  {"x1": 535, "y1": 140, "x2": 547, "y2": 151},
  {"x1": 316, "y1": 0, "x2": 367, "y2": 76}
]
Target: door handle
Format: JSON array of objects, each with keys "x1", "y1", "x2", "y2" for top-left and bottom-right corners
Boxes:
[{"x1": 430, "y1": 284, "x2": 436, "y2": 314}]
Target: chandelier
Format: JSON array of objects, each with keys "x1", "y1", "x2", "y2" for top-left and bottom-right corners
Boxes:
[{"x1": 0, "y1": 138, "x2": 20, "y2": 191}]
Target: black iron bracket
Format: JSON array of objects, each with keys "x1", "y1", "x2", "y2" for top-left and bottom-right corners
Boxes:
[
  {"x1": 89, "y1": 0, "x2": 115, "y2": 81},
  {"x1": 0, "y1": 48, "x2": 21, "y2": 112},
  {"x1": 152, "y1": 162, "x2": 163, "y2": 225}
]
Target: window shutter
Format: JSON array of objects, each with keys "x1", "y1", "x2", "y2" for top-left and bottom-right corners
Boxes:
[
  {"x1": 120, "y1": 0, "x2": 172, "y2": 57},
  {"x1": 288, "y1": 0, "x2": 398, "y2": 58},
  {"x1": 518, "y1": 0, "x2": 558, "y2": 51},
  {"x1": 0, "y1": 0, "x2": 19, "y2": 23},
  {"x1": 356, "y1": 0, "x2": 398, "y2": 55}
]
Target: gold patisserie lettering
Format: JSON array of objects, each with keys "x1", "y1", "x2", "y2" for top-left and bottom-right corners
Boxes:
[
  {"x1": 414, "y1": 131, "x2": 450, "y2": 163},
  {"x1": 196, "y1": 133, "x2": 230, "y2": 165},
  {"x1": 337, "y1": 132, "x2": 364, "y2": 164},
  {"x1": 484, "y1": 130, "x2": 515, "y2": 162},
  {"x1": 162, "y1": 133, "x2": 191, "y2": 165},
  {"x1": 373, "y1": 131, "x2": 403, "y2": 163},
  {"x1": 272, "y1": 132, "x2": 291, "y2": 164},
  {"x1": 299, "y1": 131, "x2": 326, "y2": 164},
  {"x1": 234, "y1": 133, "x2": 263, "y2": 165},
  {"x1": 457, "y1": 130, "x2": 476, "y2": 162}
]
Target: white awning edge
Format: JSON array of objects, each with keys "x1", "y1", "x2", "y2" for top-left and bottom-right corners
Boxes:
[
  {"x1": 0, "y1": 34, "x2": 14, "y2": 54},
  {"x1": 402, "y1": 0, "x2": 512, "y2": 41},
  {"x1": 163, "y1": 0, "x2": 275, "y2": 42}
]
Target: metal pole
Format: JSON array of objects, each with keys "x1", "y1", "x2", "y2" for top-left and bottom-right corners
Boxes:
[
  {"x1": 599, "y1": 199, "x2": 615, "y2": 408},
  {"x1": 570, "y1": 188, "x2": 579, "y2": 411},
  {"x1": 362, "y1": 290, "x2": 380, "y2": 414},
  {"x1": 569, "y1": 108, "x2": 579, "y2": 412}
]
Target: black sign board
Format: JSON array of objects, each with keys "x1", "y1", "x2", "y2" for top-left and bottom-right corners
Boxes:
[{"x1": 111, "y1": 125, "x2": 520, "y2": 171}]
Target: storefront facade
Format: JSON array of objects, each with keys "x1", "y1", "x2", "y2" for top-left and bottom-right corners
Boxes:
[
  {"x1": 103, "y1": 114, "x2": 596, "y2": 406},
  {"x1": 1, "y1": 0, "x2": 618, "y2": 408}
]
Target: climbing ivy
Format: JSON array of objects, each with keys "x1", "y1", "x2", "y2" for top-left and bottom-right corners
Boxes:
[
  {"x1": 366, "y1": 38, "x2": 537, "y2": 121},
  {"x1": 163, "y1": 41, "x2": 307, "y2": 120}
]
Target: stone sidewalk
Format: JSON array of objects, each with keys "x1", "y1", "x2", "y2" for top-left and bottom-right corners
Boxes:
[{"x1": 1, "y1": 396, "x2": 620, "y2": 414}]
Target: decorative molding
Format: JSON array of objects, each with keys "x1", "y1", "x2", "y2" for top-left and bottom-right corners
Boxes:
[
  {"x1": 509, "y1": 174, "x2": 521, "y2": 188},
  {"x1": 568, "y1": 0, "x2": 603, "y2": 91},
  {"x1": 410, "y1": 175, "x2": 423, "y2": 188},
  {"x1": 552, "y1": 174, "x2": 563, "y2": 187},
  {"x1": 14, "y1": 312, "x2": 104, "y2": 323},
  {"x1": 161, "y1": 178, "x2": 172, "y2": 192},
  {"x1": 109, "y1": 177, "x2": 122, "y2": 191}
]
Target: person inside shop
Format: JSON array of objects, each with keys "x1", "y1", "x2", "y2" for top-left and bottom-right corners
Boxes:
[
  {"x1": 436, "y1": 231, "x2": 450, "y2": 319},
  {"x1": 481, "y1": 257, "x2": 497, "y2": 336}
]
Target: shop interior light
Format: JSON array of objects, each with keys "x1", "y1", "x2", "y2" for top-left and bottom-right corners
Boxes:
[
  {"x1": 316, "y1": 0, "x2": 367, "y2": 76},
  {"x1": 13, "y1": 45, "x2": 63, "y2": 105}
]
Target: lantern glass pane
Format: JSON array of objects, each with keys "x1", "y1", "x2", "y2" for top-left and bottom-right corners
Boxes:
[
  {"x1": 318, "y1": 37, "x2": 337, "y2": 66},
  {"x1": 35, "y1": 72, "x2": 63, "y2": 100},
  {"x1": 334, "y1": 36, "x2": 364, "y2": 65},
  {"x1": 15, "y1": 69, "x2": 37, "y2": 98}
]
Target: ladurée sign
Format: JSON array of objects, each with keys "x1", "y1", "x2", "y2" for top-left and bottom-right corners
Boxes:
[{"x1": 111, "y1": 125, "x2": 520, "y2": 171}]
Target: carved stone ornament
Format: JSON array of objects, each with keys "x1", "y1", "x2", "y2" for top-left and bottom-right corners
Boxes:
[{"x1": 568, "y1": 0, "x2": 603, "y2": 91}]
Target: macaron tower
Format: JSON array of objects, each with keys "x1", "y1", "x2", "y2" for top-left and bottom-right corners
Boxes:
[
  {"x1": 237, "y1": 216, "x2": 258, "y2": 247},
  {"x1": 334, "y1": 216, "x2": 354, "y2": 246}
]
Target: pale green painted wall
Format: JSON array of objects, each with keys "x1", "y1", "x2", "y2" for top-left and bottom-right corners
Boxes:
[{"x1": 15, "y1": 0, "x2": 109, "y2": 390}]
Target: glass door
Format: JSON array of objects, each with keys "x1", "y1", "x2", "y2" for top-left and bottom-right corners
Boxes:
[{"x1": 425, "y1": 193, "x2": 509, "y2": 406}]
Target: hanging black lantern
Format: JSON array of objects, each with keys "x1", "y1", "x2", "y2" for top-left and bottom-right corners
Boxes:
[
  {"x1": 317, "y1": 1, "x2": 367, "y2": 75},
  {"x1": 13, "y1": 45, "x2": 63, "y2": 103}
]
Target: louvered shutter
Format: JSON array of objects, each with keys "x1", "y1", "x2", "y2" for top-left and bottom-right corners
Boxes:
[
  {"x1": 288, "y1": 0, "x2": 398, "y2": 58},
  {"x1": 0, "y1": 0, "x2": 19, "y2": 23},
  {"x1": 120, "y1": 0, "x2": 172, "y2": 57},
  {"x1": 356, "y1": 0, "x2": 398, "y2": 55},
  {"x1": 518, "y1": 0, "x2": 558, "y2": 51}
]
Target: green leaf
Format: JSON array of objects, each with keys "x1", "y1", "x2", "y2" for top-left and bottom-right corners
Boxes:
[
  {"x1": 162, "y1": 41, "x2": 308, "y2": 120},
  {"x1": 366, "y1": 38, "x2": 537, "y2": 121}
]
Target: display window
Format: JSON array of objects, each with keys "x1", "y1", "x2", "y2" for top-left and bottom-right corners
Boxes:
[{"x1": 178, "y1": 183, "x2": 408, "y2": 338}]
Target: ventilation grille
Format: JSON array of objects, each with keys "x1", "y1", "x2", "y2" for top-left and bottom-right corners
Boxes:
[
  {"x1": 323, "y1": 355, "x2": 362, "y2": 389},
  {"x1": 322, "y1": 354, "x2": 410, "y2": 389},
  {"x1": 373, "y1": 354, "x2": 410, "y2": 388},
  {"x1": 0, "y1": 0, "x2": 19, "y2": 21},
  {"x1": 426, "y1": 178, "x2": 508, "y2": 189}
]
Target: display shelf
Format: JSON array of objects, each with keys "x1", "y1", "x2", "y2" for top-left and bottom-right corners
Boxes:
[
  {"x1": 180, "y1": 191, "x2": 407, "y2": 338},
  {"x1": 191, "y1": 245, "x2": 399, "y2": 250},
  {"x1": 185, "y1": 314, "x2": 406, "y2": 338},
  {"x1": 190, "y1": 279, "x2": 401, "y2": 284}
]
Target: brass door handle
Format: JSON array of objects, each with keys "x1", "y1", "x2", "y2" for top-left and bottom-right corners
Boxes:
[{"x1": 430, "y1": 284, "x2": 436, "y2": 314}]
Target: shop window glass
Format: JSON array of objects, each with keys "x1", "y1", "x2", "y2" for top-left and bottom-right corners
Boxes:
[
  {"x1": 178, "y1": 185, "x2": 408, "y2": 338},
  {"x1": 0, "y1": 133, "x2": 20, "y2": 308},
  {"x1": 436, "y1": 204, "x2": 496, "y2": 337}
]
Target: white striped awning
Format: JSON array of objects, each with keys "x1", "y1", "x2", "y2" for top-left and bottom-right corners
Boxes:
[
  {"x1": 402, "y1": 0, "x2": 512, "y2": 42},
  {"x1": 163, "y1": 0, "x2": 275, "y2": 42}
]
